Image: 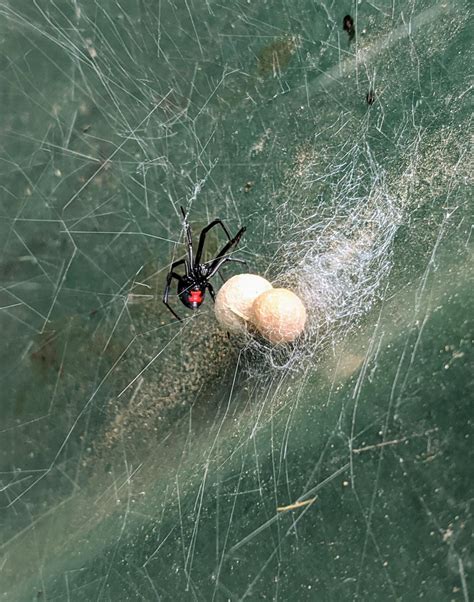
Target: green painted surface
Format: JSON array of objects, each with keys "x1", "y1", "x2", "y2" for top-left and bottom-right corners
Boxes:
[{"x1": 0, "y1": 1, "x2": 472, "y2": 600}]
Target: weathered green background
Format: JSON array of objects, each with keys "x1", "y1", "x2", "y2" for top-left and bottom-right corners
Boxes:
[{"x1": 0, "y1": 1, "x2": 472, "y2": 600}]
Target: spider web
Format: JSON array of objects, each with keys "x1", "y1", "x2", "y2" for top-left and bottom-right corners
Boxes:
[{"x1": 0, "y1": 1, "x2": 472, "y2": 600}]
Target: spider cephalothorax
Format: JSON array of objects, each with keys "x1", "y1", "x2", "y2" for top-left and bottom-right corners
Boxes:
[{"x1": 163, "y1": 207, "x2": 246, "y2": 321}]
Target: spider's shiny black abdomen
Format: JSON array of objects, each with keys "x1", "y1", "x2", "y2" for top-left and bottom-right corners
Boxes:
[{"x1": 177, "y1": 277, "x2": 205, "y2": 309}]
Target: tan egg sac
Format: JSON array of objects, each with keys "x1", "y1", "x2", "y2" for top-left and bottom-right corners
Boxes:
[
  {"x1": 214, "y1": 274, "x2": 273, "y2": 333},
  {"x1": 251, "y1": 288, "x2": 307, "y2": 344}
]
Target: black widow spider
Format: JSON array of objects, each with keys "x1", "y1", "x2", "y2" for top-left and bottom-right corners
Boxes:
[{"x1": 163, "y1": 207, "x2": 246, "y2": 321}]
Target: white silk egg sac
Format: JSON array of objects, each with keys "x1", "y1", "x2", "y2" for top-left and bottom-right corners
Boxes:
[
  {"x1": 251, "y1": 288, "x2": 307, "y2": 344},
  {"x1": 214, "y1": 274, "x2": 273, "y2": 334}
]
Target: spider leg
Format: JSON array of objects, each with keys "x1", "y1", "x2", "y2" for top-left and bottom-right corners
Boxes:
[
  {"x1": 195, "y1": 219, "x2": 234, "y2": 265},
  {"x1": 180, "y1": 206, "x2": 194, "y2": 268},
  {"x1": 163, "y1": 259, "x2": 186, "y2": 321},
  {"x1": 205, "y1": 227, "x2": 247, "y2": 277},
  {"x1": 212, "y1": 226, "x2": 246, "y2": 263},
  {"x1": 207, "y1": 257, "x2": 247, "y2": 280},
  {"x1": 214, "y1": 258, "x2": 247, "y2": 283},
  {"x1": 206, "y1": 282, "x2": 216, "y2": 302}
]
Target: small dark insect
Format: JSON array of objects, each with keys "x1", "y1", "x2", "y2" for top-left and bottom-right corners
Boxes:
[
  {"x1": 343, "y1": 14, "x2": 355, "y2": 40},
  {"x1": 366, "y1": 90, "x2": 376, "y2": 105},
  {"x1": 243, "y1": 181, "x2": 254, "y2": 193},
  {"x1": 163, "y1": 207, "x2": 246, "y2": 321}
]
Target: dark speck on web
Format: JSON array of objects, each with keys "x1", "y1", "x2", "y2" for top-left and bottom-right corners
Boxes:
[
  {"x1": 243, "y1": 181, "x2": 254, "y2": 193},
  {"x1": 343, "y1": 15, "x2": 355, "y2": 41}
]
